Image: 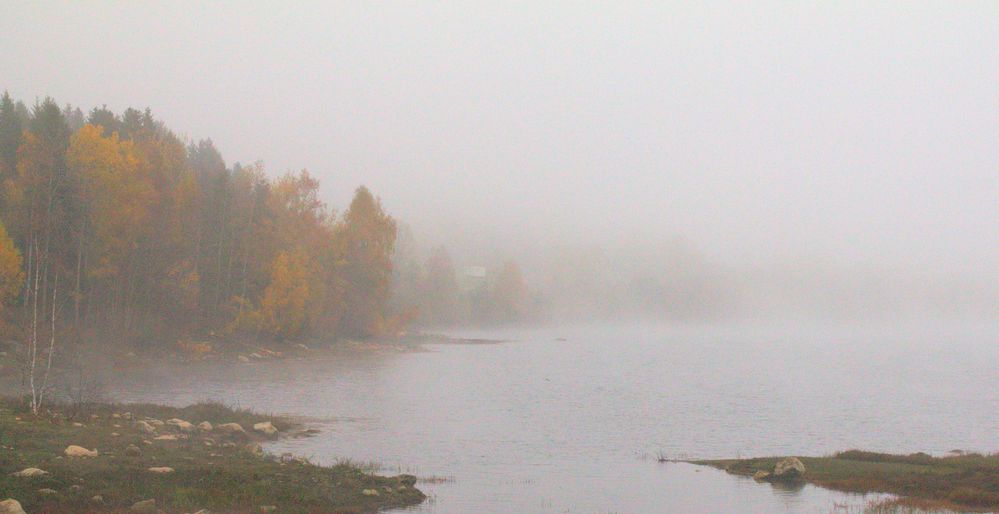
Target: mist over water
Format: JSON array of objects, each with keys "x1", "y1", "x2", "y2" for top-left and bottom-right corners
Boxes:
[
  {"x1": 3, "y1": 2, "x2": 997, "y2": 325},
  {"x1": 106, "y1": 320, "x2": 999, "y2": 513},
  {"x1": 3, "y1": 3, "x2": 998, "y2": 513}
]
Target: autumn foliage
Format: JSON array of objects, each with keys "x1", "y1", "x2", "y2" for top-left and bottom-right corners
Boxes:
[{"x1": 0, "y1": 92, "x2": 399, "y2": 345}]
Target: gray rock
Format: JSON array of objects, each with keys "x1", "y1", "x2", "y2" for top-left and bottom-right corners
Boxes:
[
  {"x1": 65, "y1": 445, "x2": 98, "y2": 457},
  {"x1": 198, "y1": 421, "x2": 213, "y2": 431},
  {"x1": 135, "y1": 420, "x2": 156, "y2": 434},
  {"x1": 167, "y1": 418, "x2": 196, "y2": 432},
  {"x1": 0, "y1": 499, "x2": 26, "y2": 514},
  {"x1": 217, "y1": 423, "x2": 246, "y2": 436},
  {"x1": 11, "y1": 467, "x2": 48, "y2": 477},
  {"x1": 772, "y1": 457, "x2": 806, "y2": 480},
  {"x1": 125, "y1": 444, "x2": 142, "y2": 457},
  {"x1": 253, "y1": 421, "x2": 277, "y2": 436},
  {"x1": 131, "y1": 499, "x2": 157, "y2": 513}
]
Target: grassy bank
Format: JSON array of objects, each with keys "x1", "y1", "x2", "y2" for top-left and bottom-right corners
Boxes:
[
  {"x1": 0, "y1": 397, "x2": 425, "y2": 513},
  {"x1": 694, "y1": 450, "x2": 999, "y2": 512}
]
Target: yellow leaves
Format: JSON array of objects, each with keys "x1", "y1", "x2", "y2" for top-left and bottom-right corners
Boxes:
[
  {"x1": 68, "y1": 124, "x2": 156, "y2": 278},
  {"x1": 0, "y1": 220, "x2": 24, "y2": 315},
  {"x1": 256, "y1": 248, "x2": 312, "y2": 339}
]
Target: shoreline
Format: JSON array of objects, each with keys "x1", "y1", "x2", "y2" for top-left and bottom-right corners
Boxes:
[
  {"x1": 691, "y1": 450, "x2": 999, "y2": 512},
  {"x1": 0, "y1": 397, "x2": 425, "y2": 513}
]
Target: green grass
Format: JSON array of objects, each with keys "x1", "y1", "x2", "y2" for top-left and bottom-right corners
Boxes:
[
  {"x1": 0, "y1": 397, "x2": 425, "y2": 513},
  {"x1": 693, "y1": 450, "x2": 999, "y2": 512}
]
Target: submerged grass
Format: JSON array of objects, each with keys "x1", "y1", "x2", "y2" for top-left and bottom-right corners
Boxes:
[
  {"x1": 695, "y1": 450, "x2": 999, "y2": 512},
  {"x1": 0, "y1": 396, "x2": 425, "y2": 513}
]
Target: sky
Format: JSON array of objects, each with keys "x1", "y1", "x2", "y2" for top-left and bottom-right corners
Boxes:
[{"x1": 2, "y1": 1, "x2": 997, "y2": 285}]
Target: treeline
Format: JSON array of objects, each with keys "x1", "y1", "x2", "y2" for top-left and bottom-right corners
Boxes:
[
  {"x1": 0, "y1": 92, "x2": 398, "y2": 349},
  {"x1": 391, "y1": 239, "x2": 535, "y2": 327}
]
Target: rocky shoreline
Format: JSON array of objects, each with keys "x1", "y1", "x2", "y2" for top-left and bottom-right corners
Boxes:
[{"x1": 0, "y1": 397, "x2": 425, "y2": 513}]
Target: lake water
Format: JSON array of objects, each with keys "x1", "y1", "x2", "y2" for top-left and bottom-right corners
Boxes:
[{"x1": 106, "y1": 321, "x2": 999, "y2": 513}]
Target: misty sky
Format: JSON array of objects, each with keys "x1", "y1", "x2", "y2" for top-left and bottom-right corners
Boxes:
[{"x1": 2, "y1": 2, "x2": 997, "y2": 278}]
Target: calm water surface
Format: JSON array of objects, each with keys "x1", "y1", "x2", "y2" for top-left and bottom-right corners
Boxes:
[{"x1": 107, "y1": 321, "x2": 999, "y2": 513}]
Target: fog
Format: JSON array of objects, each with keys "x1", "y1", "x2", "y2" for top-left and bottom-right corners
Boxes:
[{"x1": 4, "y1": 1, "x2": 997, "y2": 321}]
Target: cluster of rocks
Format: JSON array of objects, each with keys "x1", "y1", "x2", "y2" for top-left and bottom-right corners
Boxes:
[
  {"x1": 236, "y1": 347, "x2": 284, "y2": 363},
  {"x1": 2, "y1": 413, "x2": 283, "y2": 512},
  {"x1": 752, "y1": 456, "x2": 806, "y2": 482}
]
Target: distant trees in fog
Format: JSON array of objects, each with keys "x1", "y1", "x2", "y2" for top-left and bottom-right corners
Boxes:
[{"x1": 390, "y1": 242, "x2": 533, "y2": 327}]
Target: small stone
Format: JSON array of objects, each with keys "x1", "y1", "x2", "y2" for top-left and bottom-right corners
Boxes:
[
  {"x1": 130, "y1": 499, "x2": 157, "y2": 513},
  {"x1": 246, "y1": 443, "x2": 263, "y2": 456},
  {"x1": 110, "y1": 432, "x2": 120, "y2": 437},
  {"x1": 237, "y1": 355, "x2": 250, "y2": 363},
  {"x1": 144, "y1": 418, "x2": 164, "y2": 427},
  {"x1": 125, "y1": 444, "x2": 142, "y2": 457},
  {"x1": 259, "y1": 507, "x2": 276, "y2": 512},
  {"x1": 167, "y1": 418, "x2": 196, "y2": 432},
  {"x1": 91, "y1": 495, "x2": 103, "y2": 503},
  {"x1": 362, "y1": 488, "x2": 379, "y2": 496},
  {"x1": 65, "y1": 445, "x2": 98, "y2": 457},
  {"x1": 753, "y1": 470, "x2": 771, "y2": 481},
  {"x1": 198, "y1": 421, "x2": 213, "y2": 431},
  {"x1": 37, "y1": 488, "x2": 58, "y2": 495},
  {"x1": 112, "y1": 413, "x2": 122, "y2": 419},
  {"x1": 253, "y1": 421, "x2": 278, "y2": 436},
  {"x1": 67, "y1": 485, "x2": 83, "y2": 493},
  {"x1": 148, "y1": 466, "x2": 175, "y2": 473},
  {"x1": 11, "y1": 467, "x2": 48, "y2": 477},
  {"x1": 135, "y1": 420, "x2": 156, "y2": 434},
  {"x1": 72, "y1": 422, "x2": 84, "y2": 427},
  {"x1": 154, "y1": 434, "x2": 178, "y2": 441},
  {"x1": 0, "y1": 499, "x2": 25, "y2": 514},
  {"x1": 142, "y1": 439, "x2": 153, "y2": 445},
  {"x1": 217, "y1": 423, "x2": 246, "y2": 436}
]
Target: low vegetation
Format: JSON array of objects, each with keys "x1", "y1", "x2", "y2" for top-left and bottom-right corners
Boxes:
[
  {"x1": 0, "y1": 397, "x2": 425, "y2": 513},
  {"x1": 695, "y1": 450, "x2": 999, "y2": 512}
]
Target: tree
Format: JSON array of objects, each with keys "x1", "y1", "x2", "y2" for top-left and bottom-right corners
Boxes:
[
  {"x1": 491, "y1": 260, "x2": 527, "y2": 323},
  {"x1": 0, "y1": 91, "x2": 23, "y2": 184},
  {"x1": 338, "y1": 186, "x2": 396, "y2": 337},
  {"x1": 422, "y1": 246, "x2": 458, "y2": 325},
  {"x1": 0, "y1": 219, "x2": 24, "y2": 320},
  {"x1": 255, "y1": 248, "x2": 311, "y2": 339}
]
